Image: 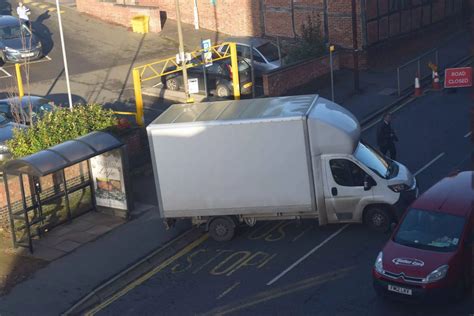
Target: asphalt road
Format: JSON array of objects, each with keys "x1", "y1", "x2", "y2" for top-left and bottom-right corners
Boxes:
[
  {"x1": 0, "y1": 1, "x2": 179, "y2": 107},
  {"x1": 91, "y1": 85, "x2": 473, "y2": 315}
]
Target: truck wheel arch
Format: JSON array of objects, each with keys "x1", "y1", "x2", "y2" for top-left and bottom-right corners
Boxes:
[
  {"x1": 362, "y1": 204, "x2": 394, "y2": 233},
  {"x1": 206, "y1": 216, "x2": 238, "y2": 242}
]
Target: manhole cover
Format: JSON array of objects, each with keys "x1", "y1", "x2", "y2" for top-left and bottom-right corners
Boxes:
[{"x1": 378, "y1": 88, "x2": 397, "y2": 96}]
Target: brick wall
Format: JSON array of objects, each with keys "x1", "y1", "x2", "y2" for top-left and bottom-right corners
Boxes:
[
  {"x1": 0, "y1": 162, "x2": 89, "y2": 232},
  {"x1": 262, "y1": 53, "x2": 340, "y2": 97},
  {"x1": 76, "y1": 0, "x2": 162, "y2": 32}
]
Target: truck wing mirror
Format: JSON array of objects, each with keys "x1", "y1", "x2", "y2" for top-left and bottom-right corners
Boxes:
[{"x1": 363, "y1": 175, "x2": 374, "y2": 191}]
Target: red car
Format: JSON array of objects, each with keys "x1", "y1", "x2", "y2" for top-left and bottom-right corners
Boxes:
[{"x1": 372, "y1": 171, "x2": 474, "y2": 300}]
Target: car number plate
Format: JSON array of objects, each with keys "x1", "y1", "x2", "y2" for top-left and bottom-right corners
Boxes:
[
  {"x1": 388, "y1": 284, "x2": 412, "y2": 295},
  {"x1": 21, "y1": 53, "x2": 34, "y2": 58}
]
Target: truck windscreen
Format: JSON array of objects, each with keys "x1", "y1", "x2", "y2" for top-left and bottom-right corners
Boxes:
[{"x1": 354, "y1": 142, "x2": 391, "y2": 179}]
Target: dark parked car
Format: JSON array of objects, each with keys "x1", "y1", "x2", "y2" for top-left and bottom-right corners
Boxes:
[
  {"x1": 0, "y1": 96, "x2": 56, "y2": 124},
  {"x1": 0, "y1": 15, "x2": 42, "y2": 63},
  {"x1": 162, "y1": 57, "x2": 253, "y2": 98},
  {"x1": 0, "y1": 113, "x2": 26, "y2": 166}
]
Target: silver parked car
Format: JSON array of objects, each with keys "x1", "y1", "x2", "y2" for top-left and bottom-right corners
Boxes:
[{"x1": 219, "y1": 37, "x2": 283, "y2": 75}]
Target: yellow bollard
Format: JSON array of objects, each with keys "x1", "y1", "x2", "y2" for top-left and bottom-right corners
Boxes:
[
  {"x1": 132, "y1": 69, "x2": 144, "y2": 127},
  {"x1": 15, "y1": 63, "x2": 24, "y2": 99},
  {"x1": 229, "y1": 43, "x2": 241, "y2": 100}
]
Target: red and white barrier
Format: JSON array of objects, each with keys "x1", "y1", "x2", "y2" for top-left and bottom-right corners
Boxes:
[{"x1": 414, "y1": 75, "x2": 422, "y2": 96}]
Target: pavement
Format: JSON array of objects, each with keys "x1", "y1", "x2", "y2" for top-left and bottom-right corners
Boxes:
[{"x1": 0, "y1": 6, "x2": 472, "y2": 316}]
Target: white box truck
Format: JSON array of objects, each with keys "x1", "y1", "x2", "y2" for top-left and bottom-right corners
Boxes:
[{"x1": 147, "y1": 95, "x2": 418, "y2": 241}]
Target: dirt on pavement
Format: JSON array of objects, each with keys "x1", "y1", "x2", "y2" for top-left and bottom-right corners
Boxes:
[{"x1": 0, "y1": 231, "x2": 48, "y2": 296}]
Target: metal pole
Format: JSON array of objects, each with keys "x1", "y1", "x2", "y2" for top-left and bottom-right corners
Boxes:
[
  {"x1": 250, "y1": 44, "x2": 255, "y2": 98},
  {"x1": 229, "y1": 43, "x2": 241, "y2": 100},
  {"x1": 417, "y1": 59, "x2": 421, "y2": 78},
  {"x1": 276, "y1": 36, "x2": 282, "y2": 65},
  {"x1": 55, "y1": 0, "x2": 73, "y2": 110},
  {"x1": 132, "y1": 69, "x2": 144, "y2": 126},
  {"x1": 193, "y1": 0, "x2": 199, "y2": 30},
  {"x1": 329, "y1": 45, "x2": 335, "y2": 101},
  {"x1": 175, "y1": 0, "x2": 192, "y2": 103},
  {"x1": 351, "y1": 0, "x2": 360, "y2": 92},
  {"x1": 15, "y1": 63, "x2": 24, "y2": 98},
  {"x1": 201, "y1": 38, "x2": 208, "y2": 98},
  {"x1": 397, "y1": 67, "x2": 401, "y2": 96}
]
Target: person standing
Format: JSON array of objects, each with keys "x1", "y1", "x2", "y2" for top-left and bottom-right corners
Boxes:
[
  {"x1": 16, "y1": 2, "x2": 31, "y2": 28},
  {"x1": 376, "y1": 113, "x2": 398, "y2": 160}
]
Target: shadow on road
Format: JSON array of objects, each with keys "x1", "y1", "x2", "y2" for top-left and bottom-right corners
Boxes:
[{"x1": 32, "y1": 11, "x2": 53, "y2": 57}]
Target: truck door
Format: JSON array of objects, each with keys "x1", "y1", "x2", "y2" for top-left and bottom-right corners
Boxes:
[{"x1": 322, "y1": 157, "x2": 374, "y2": 222}]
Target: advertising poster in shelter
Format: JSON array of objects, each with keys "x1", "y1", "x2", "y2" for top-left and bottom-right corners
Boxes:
[{"x1": 90, "y1": 149, "x2": 128, "y2": 210}]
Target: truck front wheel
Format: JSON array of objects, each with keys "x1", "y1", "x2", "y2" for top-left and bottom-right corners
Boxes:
[
  {"x1": 364, "y1": 206, "x2": 391, "y2": 233},
  {"x1": 209, "y1": 217, "x2": 236, "y2": 242}
]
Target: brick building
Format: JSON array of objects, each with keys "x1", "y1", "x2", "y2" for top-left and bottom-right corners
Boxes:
[{"x1": 77, "y1": 0, "x2": 465, "y2": 52}]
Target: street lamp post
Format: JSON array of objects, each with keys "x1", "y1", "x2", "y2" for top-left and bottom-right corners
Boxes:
[
  {"x1": 175, "y1": 0, "x2": 192, "y2": 102},
  {"x1": 351, "y1": 0, "x2": 360, "y2": 92},
  {"x1": 55, "y1": 0, "x2": 73, "y2": 110}
]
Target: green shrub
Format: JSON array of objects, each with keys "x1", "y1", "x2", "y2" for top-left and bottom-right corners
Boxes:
[
  {"x1": 284, "y1": 15, "x2": 326, "y2": 64},
  {"x1": 7, "y1": 104, "x2": 117, "y2": 158}
]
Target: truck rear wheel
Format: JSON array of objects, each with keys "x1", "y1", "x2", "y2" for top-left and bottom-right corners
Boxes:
[
  {"x1": 209, "y1": 217, "x2": 235, "y2": 242},
  {"x1": 364, "y1": 206, "x2": 391, "y2": 233}
]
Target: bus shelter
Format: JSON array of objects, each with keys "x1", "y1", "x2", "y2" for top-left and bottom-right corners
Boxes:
[{"x1": 3, "y1": 131, "x2": 131, "y2": 253}]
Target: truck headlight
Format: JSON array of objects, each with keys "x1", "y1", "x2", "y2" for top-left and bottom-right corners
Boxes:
[
  {"x1": 388, "y1": 183, "x2": 410, "y2": 192},
  {"x1": 374, "y1": 251, "x2": 384, "y2": 274},
  {"x1": 422, "y1": 265, "x2": 449, "y2": 284}
]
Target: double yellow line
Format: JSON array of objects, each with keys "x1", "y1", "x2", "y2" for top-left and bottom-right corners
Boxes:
[{"x1": 84, "y1": 234, "x2": 209, "y2": 315}]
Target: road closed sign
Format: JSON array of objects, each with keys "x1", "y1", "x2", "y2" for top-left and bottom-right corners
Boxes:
[{"x1": 444, "y1": 67, "x2": 472, "y2": 88}]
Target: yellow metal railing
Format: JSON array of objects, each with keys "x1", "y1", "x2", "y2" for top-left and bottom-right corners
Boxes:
[
  {"x1": 134, "y1": 42, "x2": 233, "y2": 83},
  {"x1": 130, "y1": 42, "x2": 240, "y2": 127}
]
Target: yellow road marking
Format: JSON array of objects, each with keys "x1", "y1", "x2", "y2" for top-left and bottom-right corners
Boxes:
[
  {"x1": 49, "y1": 8, "x2": 56, "y2": 11},
  {"x1": 84, "y1": 233, "x2": 209, "y2": 316},
  {"x1": 29, "y1": 2, "x2": 40, "y2": 6},
  {"x1": 217, "y1": 281, "x2": 241, "y2": 300},
  {"x1": 38, "y1": 4, "x2": 48, "y2": 8},
  {"x1": 203, "y1": 266, "x2": 354, "y2": 316},
  {"x1": 23, "y1": 0, "x2": 32, "y2": 3}
]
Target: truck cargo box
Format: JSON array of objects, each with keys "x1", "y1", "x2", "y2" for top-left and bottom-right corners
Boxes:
[{"x1": 147, "y1": 95, "x2": 319, "y2": 218}]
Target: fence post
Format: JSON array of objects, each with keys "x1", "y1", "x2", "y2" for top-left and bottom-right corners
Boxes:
[
  {"x1": 229, "y1": 43, "x2": 241, "y2": 100},
  {"x1": 15, "y1": 63, "x2": 24, "y2": 99},
  {"x1": 397, "y1": 67, "x2": 401, "y2": 96},
  {"x1": 132, "y1": 69, "x2": 144, "y2": 127},
  {"x1": 417, "y1": 59, "x2": 421, "y2": 78}
]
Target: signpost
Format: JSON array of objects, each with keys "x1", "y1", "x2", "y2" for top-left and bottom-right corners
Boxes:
[
  {"x1": 202, "y1": 39, "x2": 213, "y2": 67},
  {"x1": 444, "y1": 67, "x2": 472, "y2": 88},
  {"x1": 201, "y1": 39, "x2": 212, "y2": 97},
  {"x1": 188, "y1": 78, "x2": 199, "y2": 94}
]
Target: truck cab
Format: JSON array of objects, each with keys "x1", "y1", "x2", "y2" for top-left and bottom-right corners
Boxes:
[{"x1": 308, "y1": 98, "x2": 418, "y2": 232}]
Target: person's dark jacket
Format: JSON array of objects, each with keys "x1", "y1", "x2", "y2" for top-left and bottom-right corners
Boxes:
[{"x1": 376, "y1": 121, "x2": 398, "y2": 148}]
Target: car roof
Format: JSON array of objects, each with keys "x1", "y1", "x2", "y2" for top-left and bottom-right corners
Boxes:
[
  {"x1": 224, "y1": 37, "x2": 270, "y2": 47},
  {"x1": 0, "y1": 96, "x2": 49, "y2": 106},
  {"x1": 0, "y1": 15, "x2": 21, "y2": 27},
  {"x1": 412, "y1": 171, "x2": 474, "y2": 217}
]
